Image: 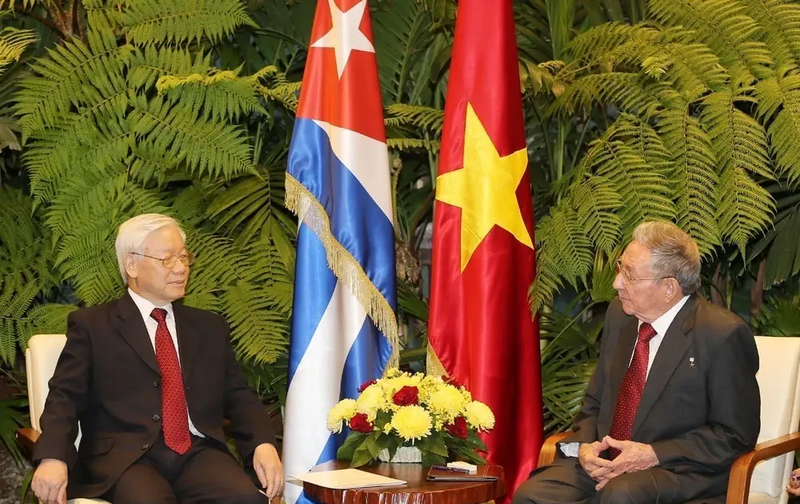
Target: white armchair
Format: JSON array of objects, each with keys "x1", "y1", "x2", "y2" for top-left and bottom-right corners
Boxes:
[
  {"x1": 536, "y1": 335, "x2": 800, "y2": 504},
  {"x1": 16, "y1": 333, "x2": 110, "y2": 504}
]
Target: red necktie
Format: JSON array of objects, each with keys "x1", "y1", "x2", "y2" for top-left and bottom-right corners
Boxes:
[
  {"x1": 608, "y1": 322, "x2": 657, "y2": 459},
  {"x1": 150, "y1": 308, "x2": 192, "y2": 454}
]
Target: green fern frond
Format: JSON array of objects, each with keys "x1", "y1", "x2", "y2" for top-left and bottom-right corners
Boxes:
[
  {"x1": 569, "y1": 23, "x2": 726, "y2": 99},
  {"x1": 529, "y1": 241, "x2": 567, "y2": 315},
  {"x1": 658, "y1": 107, "x2": 721, "y2": 254},
  {"x1": 129, "y1": 94, "x2": 255, "y2": 179},
  {"x1": 755, "y1": 71, "x2": 800, "y2": 186},
  {"x1": 571, "y1": 175, "x2": 623, "y2": 254},
  {"x1": 222, "y1": 282, "x2": 290, "y2": 364},
  {"x1": 579, "y1": 137, "x2": 675, "y2": 233},
  {"x1": 15, "y1": 304, "x2": 79, "y2": 350},
  {"x1": 740, "y1": 0, "x2": 800, "y2": 70},
  {"x1": 254, "y1": 80, "x2": 301, "y2": 112},
  {"x1": 701, "y1": 87, "x2": 774, "y2": 179},
  {"x1": 0, "y1": 26, "x2": 36, "y2": 77},
  {"x1": 386, "y1": 137, "x2": 440, "y2": 153},
  {"x1": 648, "y1": 0, "x2": 772, "y2": 83},
  {"x1": 128, "y1": 46, "x2": 212, "y2": 91},
  {"x1": 15, "y1": 29, "x2": 132, "y2": 140},
  {"x1": 519, "y1": 58, "x2": 565, "y2": 95},
  {"x1": 83, "y1": 0, "x2": 128, "y2": 32},
  {"x1": 608, "y1": 113, "x2": 673, "y2": 172},
  {"x1": 123, "y1": 0, "x2": 256, "y2": 46},
  {"x1": 385, "y1": 104, "x2": 444, "y2": 134},
  {"x1": 156, "y1": 68, "x2": 267, "y2": 122},
  {"x1": 716, "y1": 166, "x2": 774, "y2": 254},
  {"x1": 551, "y1": 73, "x2": 669, "y2": 118}
]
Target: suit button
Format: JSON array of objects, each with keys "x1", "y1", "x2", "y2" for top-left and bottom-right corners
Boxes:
[
  {"x1": 152, "y1": 414, "x2": 161, "y2": 422},
  {"x1": 142, "y1": 443, "x2": 150, "y2": 450},
  {"x1": 153, "y1": 379, "x2": 160, "y2": 387}
]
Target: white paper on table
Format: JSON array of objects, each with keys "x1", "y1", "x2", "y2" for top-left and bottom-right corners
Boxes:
[{"x1": 291, "y1": 469, "x2": 407, "y2": 490}]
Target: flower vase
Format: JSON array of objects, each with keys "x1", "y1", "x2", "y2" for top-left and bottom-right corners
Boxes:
[{"x1": 377, "y1": 446, "x2": 422, "y2": 463}]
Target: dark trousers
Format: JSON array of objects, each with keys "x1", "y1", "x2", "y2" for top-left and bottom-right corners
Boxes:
[
  {"x1": 102, "y1": 434, "x2": 267, "y2": 504},
  {"x1": 512, "y1": 458, "x2": 725, "y2": 504}
]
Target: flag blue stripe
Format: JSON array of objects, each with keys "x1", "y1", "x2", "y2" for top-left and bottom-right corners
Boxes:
[
  {"x1": 288, "y1": 118, "x2": 397, "y2": 309},
  {"x1": 287, "y1": 224, "x2": 337, "y2": 386}
]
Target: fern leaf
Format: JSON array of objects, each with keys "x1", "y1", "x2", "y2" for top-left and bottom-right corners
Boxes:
[
  {"x1": 740, "y1": 0, "x2": 800, "y2": 70},
  {"x1": 129, "y1": 94, "x2": 255, "y2": 179},
  {"x1": 0, "y1": 26, "x2": 36, "y2": 77},
  {"x1": 658, "y1": 107, "x2": 721, "y2": 254},
  {"x1": 571, "y1": 175, "x2": 623, "y2": 254},
  {"x1": 755, "y1": 71, "x2": 800, "y2": 186},
  {"x1": 716, "y1": 166, "x2": 774, "y2": 254},
  {"x1": 578, "y1": 136, "x2": 675, "y2": 234},
  {"x1": 123, "y1": 0, "x2": 256, "y2": 46},
  {"x1": 648, "y1": 0, "x2": 772, "y2": 83}
]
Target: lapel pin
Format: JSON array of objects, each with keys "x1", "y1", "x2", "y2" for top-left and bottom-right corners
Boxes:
[{"x1": 689, "y1": 357, "x2": 695, "y2": 368}]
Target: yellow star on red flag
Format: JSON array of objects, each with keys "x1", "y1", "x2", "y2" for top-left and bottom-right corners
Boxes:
[{"x1": 435, "y1": 103, "x2": 533, "y2": 271}]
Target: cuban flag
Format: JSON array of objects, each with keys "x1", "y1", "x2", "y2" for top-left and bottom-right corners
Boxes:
[{"x1": 282, "y1": 1, "x2": 397, "y2": 503}]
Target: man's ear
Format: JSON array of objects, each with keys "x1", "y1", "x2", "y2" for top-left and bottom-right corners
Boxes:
[
  {"x1": 125, "y1": 254, "x2": 139, "y2": 280},
  {"x1": 664, "y1": 278, "x2": 681, "y2": 302}
]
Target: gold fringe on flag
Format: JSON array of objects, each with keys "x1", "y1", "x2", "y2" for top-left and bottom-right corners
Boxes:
[
  {"x1": 285, "y1": 173, "x2": 400, "y2": 369},
  {"x1": 426, "y1": 341, "x2": 449, "y2": 379}
]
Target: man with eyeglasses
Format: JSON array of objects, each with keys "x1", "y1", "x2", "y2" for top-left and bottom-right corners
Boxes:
[
  {"x1": 513, "y1": 221, "x2": 760, "y2": 504},
  {"x1": 31, "y1": 214, "x2": 283, "y2": 504}
]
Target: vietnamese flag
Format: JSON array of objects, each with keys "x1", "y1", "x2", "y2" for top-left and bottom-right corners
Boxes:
[{"x1": 427, "y1": 0, "x2": 542, "y2": 500}]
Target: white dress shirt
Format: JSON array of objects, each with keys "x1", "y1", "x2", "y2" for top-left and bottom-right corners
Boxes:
[
  {"x1": 560, "y1": 295, "x2": 690, "y2": 457},
  {"x1": 128, "y1": 288, "x2": 204, "y2": 437}
]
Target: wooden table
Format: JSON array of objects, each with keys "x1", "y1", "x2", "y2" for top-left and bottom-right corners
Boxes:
[{"x1": 302, "y1": 460, "x2": 505, "y2": 504}]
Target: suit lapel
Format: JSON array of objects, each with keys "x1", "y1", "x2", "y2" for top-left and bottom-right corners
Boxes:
[
  {"x1": 114, "y1": 293, "x2": 159, "y2": 374},
  {"x1": 630, "y1": 295, "x2": 698, "y2": 437},
  {"x1": 172, "y1": 302, "x2": 199, "y2": 380}
]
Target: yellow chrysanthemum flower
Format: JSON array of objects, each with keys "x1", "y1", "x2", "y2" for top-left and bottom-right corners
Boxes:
[
  {"x1": 391, "y1": 405, "x2": 433, "y2": 441},
  {"x1": 464, "y1": 401, "x2": 495, "y2": 431},
  {"x1": 383, "y1": 422, "x2": 394, "y2": 434},
  {"x1": 417, "y1": 375, "x2": 445, "y2": 403},
  {"x1": 357, "y1": 384, "x2": 386, "y2": 421},
  {"x1": 327, "y1": 398, "x2": 357, "y2": 433},
  {"x1": 427, "y1": 384, "x2": 468, "y2": 422}
]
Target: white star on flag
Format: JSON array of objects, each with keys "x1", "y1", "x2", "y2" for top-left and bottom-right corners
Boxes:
[{"x1": 310, "y1": 0, "x2": 375, "y2": 78}]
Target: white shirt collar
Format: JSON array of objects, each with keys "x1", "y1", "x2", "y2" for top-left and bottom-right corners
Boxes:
[
  {"x1": 642, "y1": 295, "x2": 690, "y2": 336},
  {"x1": 128, "y1": 287, "x2": 174, "y2": 322}
]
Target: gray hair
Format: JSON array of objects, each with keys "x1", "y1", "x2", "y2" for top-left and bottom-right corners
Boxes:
[
  {"x1": 115, "y1": 214, "x2": 186, "y2": 284},
  {"x1": 632, "y1": 221, "x2": 701, "y2": 295}
]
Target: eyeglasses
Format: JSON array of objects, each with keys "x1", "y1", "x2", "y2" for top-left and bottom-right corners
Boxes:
[
  {"x1": 130, "y1": 251, "x2": 196, "y2": 269},
  {"x1": 615, "y1": 259, "x2": 671, "y2": 284}
]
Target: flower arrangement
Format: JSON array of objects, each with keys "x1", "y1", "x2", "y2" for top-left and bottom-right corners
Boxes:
[{"x1": 327, "y1": 368, "x2": 495, "y2": 467}]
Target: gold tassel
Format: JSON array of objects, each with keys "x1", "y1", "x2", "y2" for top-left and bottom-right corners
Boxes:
[
  {"x1": 426, "y1": 341, "x2": 448, "y2": 378},
  {"x1": 285, "y1": 174, "x2": 400, "y2": 369}
]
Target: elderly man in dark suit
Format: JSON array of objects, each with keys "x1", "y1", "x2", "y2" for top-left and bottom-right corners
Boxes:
[
  {"x1": 31, "y1": 213, "x2": 283, "y2": 504},
  {"x1": 513, "y1": 221, "x2": 760, "y2": 504}
]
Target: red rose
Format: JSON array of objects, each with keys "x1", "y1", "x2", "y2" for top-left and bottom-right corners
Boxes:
[
  {"x1": 349, "y1": 413, "x2": 374, "y2": 433},
  {"x1": 445, "y1": 416, "x2": 468, "y2": 439},
  {"x1": 393, "y1": 385, "x2": 419, "y2": 406},
  {"x1": 358, "y1": 379, "x2": 377, "y2": 392}
]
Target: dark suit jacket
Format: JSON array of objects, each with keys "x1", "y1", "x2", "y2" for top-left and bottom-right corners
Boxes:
[
  {"x1": 33, "y1": 293, "x2": 276, "y2": 498},
  {"x1": 562, "y1": 294, "x2": 760, "y2": 500}
]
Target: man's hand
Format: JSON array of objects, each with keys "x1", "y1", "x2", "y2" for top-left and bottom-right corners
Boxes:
[
  {"x1": 788, "y1": 468, "x2": 800, "y2": 496},
  {"x1": 253, "y1": 443, "x2": 284, "y2": 499},
  {"x1": 578, "y1": 439, "x2": 614, "y2": 481},
  {"x1": 32, "y1": 458, "x2": 68, "y2": 504},
  {"x1": 592, "y1": 436, "x2": 659, "y2": 489}
]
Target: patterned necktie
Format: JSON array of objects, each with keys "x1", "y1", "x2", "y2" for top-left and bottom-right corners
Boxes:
[
  {"x1": 150, "y1": 308, "x2": 192, "y2": 454},
  {"x1": 608, "y1": 322, "x2": 657, "y2": 459}
]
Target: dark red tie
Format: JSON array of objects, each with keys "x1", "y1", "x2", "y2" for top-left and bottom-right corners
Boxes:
[
  {"x1": 608, "y1": 322, "x2": 657, "y2": 459},
  {"x1": 150, "y1": 308, "x2": 192, "y2": 454}
]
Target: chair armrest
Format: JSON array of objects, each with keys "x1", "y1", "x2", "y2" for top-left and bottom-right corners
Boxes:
[
  {"x1": 16, "y1": 427, "x2": 40, "y2": 457},
  {"x1": 725, "y1": 431, "x2": 800, "y2": 504},
  {"x1": 538, "y1": 432, "x2": 572, "y2": 468}
]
